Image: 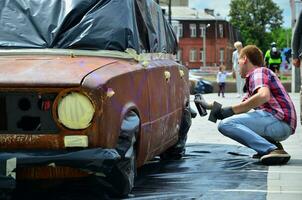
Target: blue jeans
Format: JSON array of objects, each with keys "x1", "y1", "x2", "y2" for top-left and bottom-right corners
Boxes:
[{"x1": 218, "y1": 110, "x2": 292, "y2": 155}]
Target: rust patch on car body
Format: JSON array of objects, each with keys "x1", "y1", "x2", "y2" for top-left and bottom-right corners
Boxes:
[{"x1": 0, "y1": 55, "x2": 116, "y2": 87}]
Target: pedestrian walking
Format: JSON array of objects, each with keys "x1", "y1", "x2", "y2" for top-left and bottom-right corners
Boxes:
[{"x1": 232, "y1": 41, "x2": 245, "y2": 97}]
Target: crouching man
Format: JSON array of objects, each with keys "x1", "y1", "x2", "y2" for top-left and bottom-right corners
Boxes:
[{"x1": 195, "y1": 45, "x2": 297, "y2": 165}]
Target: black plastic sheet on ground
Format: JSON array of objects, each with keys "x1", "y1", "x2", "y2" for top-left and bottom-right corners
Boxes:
[
  {"x1": 130, "y1": 143, "x2": 268, "y2": 200},
  {"x1": 10, "y1": 144, "x2": 268, "y2": 200}
]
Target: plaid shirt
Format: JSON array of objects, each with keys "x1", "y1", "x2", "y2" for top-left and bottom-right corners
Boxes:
[{"x1": 243, "y1": 67, "x2": 297, "y2": 133}]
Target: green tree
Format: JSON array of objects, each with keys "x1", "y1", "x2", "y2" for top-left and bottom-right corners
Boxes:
[
  {"x1": 229, "y1": 0, "x2": 283, "y2": 52},
  {"x1": 270, "y1": 28, "x2": 292, "y2": 48}
]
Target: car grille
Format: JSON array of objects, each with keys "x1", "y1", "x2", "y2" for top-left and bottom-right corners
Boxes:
[
  {"x1": 17, "y1": 166, "x2": 89, "y2": 180},
  {"x1": 0, "y1": 92, "x2": 59, "y2": 133}
]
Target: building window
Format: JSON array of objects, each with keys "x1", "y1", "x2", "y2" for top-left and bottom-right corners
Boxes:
[
  {"x1": 190, "y1": 24, "x2": 196, "y2": 38},
  {"x1": 199, "y1": 24, "x2": 205, "y2": 37},
  {"x1": 219, "y1": 24, "x2": 224, "y2": 38},
  {"x1": 172, "y1": 25, "x2": 178, "y2": 38},
  {"x1": 190, "y1": 48, "x2": 197, "y2": 62},
  {"x1": 178, "y1": 23, "x2": 183, "y2": 37},
  {"x1": 200, "y1": 48, "x2": 204, "y2": 62},
  {"x1": 177, "y1": 48, "x2": 182, "y2": 62},
  {"x1": 220, "y1": 48, "x2": 224, "y2": 64}
]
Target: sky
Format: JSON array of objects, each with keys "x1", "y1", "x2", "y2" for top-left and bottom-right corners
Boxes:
[{"x1": 189, "y1": 0, "x2": 292, "y2": 28}]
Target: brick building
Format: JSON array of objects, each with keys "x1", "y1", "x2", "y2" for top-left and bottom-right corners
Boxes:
[{"x1": 162, "y1": 7, "x2": 241, "y2": 69}]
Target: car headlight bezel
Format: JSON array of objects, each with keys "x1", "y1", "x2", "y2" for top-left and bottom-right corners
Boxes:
[{"x1": 56, "y1": 90, "x2": 95, "y2": 130}]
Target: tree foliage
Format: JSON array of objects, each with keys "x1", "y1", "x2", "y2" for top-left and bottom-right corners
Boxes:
[
  {"x1": 229, "y1": 0, "x2": 283, "y2": 52},
  {"x1": 270, "y1": 28, "x2": 292, "y2": 48}
]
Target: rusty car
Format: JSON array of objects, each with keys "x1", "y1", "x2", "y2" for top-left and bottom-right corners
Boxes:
[{"x1": 0, "y1": 0, "x2": 192, "y2": 197}]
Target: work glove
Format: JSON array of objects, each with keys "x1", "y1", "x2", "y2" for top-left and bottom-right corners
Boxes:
[{"x1": 215, "y1": 106, "x2": 235, "y2": 120}]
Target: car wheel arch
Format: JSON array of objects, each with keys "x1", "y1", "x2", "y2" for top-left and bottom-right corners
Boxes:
[
  {"x1": 117, "y1": 103, "x2": 141, "y2": 156},
  {"x1": 119, "y1": 103, "x2": 141, "y2": 136},
  {"x1": 111, "y1": 104, "x2": 140, "y2": 196}
]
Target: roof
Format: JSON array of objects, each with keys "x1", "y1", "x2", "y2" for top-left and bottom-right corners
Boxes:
[
  {"x1": 161, "y1": 6, "x2": 225, "y2": 21},
  {"x1": 159, "y1": 0, "x2": 188, "y2": 6}
]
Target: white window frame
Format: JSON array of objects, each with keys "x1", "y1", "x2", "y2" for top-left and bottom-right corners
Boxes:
[
  {"x1": 200, "y1": 48, "x2": 204, "y2": 62},
  {"x1": 200, "y1": 24, "x2": 205, "y2": 38},
  {"x1": 190, "y1": 24, "x2": 196, "y2": 38},
  {"x1": 172, "y1": 25, "x2": 178, "y2": 38},
  {"x1": 190, "y1": 48, "x2": 197, "y2": 62},
  {"x1": 178, "y1": 23, "x2": 183, "y2": 38},
  {"x1": 219, "y1": 48, "x2": 224, "y2": 63},
  {"x1": 177, "y1": 48, "x2": 182, "y2": 62},
  {"x1": 219, "y1": 24, "x2": 224, "y2": 38}
]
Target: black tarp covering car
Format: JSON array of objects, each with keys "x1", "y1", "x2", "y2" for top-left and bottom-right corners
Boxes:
[
  {"x1": 0, "y1": 148, "x2": 120, "y2": 190},
  {"x1": 0, "y1": 0, "x2": 177, "y2": 54}
]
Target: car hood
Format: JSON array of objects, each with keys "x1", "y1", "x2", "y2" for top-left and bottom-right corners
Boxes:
[{"x1": 0, "y1": 55, "x2": 117, "y2": 87}]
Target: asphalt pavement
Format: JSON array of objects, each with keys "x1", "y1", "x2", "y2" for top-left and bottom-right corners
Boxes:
[{"x1": 188, "y1": 93, "x2": 302, "y2": 200}]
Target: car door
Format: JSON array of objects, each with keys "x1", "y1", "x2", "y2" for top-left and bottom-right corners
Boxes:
[
  {"x1": 147, "y1": 60, "x2": 187, "y2": 155},
  {"x1": 147, "y1": 61, "x2": 170, "y2": 155},
  {"x1": 163, "y1": 62, "x2": 187, "y2": 148}
]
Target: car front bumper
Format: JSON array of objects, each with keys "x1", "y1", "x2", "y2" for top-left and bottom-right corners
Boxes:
[{"x1": 0, "y1": 148, "x2": 121, "y2": 190}]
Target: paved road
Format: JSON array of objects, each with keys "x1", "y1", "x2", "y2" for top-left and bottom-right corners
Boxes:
[{"x1": 188, "y1": 93, "x2": 302, "y2": 200}]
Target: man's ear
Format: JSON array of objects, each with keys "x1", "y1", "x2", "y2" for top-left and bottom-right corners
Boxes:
[{"x1": 243, "y1": 56, "x2": 248, "y2": 64}]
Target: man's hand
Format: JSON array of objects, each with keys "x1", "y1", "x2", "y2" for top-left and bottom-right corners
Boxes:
[
  {"x1": 215, "y1": 106, "x2": 234, "y2": 120},
  {"x1": 293, "y1": 58, "x2": 301, "y2": 68},
  {"x1": 194, "y1": 94, "x2": 213, "y2": 110}
]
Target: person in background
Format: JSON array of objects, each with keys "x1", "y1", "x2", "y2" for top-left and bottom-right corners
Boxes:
[
  {"x1": 264, "y1": 42, "x2": 282, "y2": 78},
  {"x1": 232, "y1": 41, "x2": 245, "y2": 97},
  {"x1": 216, "y1": 65, "x2": 232, "y2": 98},
  {"x1": 292, "y1": 9, "x2": 302, "y2": 125},
  {"x1": 196, "y1": 45, "x2": 297, "y2": 165},
  {"x1": 292, "y1": 9, "x2": 302, "y2": 68},
  {"x1": 284, "y1": 48, "x2": 291, "y2": 66}
]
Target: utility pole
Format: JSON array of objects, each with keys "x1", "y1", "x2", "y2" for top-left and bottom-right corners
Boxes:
[
  {"x1": 203, "y1": 24, "x2": 210, "y2": 67},
  {"x1": 168, "y1": 0, "x2": 172, "y2": 24},
  {"x1": 290, "y1": 0, "x2": 296, "y2": 94},
  {"x1": 203, "y1": 27, "x2": 206, "y2": 67}
]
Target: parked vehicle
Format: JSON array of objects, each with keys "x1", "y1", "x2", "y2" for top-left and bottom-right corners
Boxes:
[
  {"x1": 189, "y1": 73, "x2": 213, "y2": 94},
  {"x1": 0, "y1": 0, "x2": 192, "y2": 197},
  {"x1": 194, "y1": 79, "x2": 214, "y2": 94}
]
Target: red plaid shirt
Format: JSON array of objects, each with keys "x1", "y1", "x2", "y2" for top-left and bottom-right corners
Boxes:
[{"x1": 243, "y1": 67, "x2": 297, "y2": 133}]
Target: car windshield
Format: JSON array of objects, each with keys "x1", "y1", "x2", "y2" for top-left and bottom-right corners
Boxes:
[{"x1": 0, "y1": 0, "x2": 177, "y2": 54}]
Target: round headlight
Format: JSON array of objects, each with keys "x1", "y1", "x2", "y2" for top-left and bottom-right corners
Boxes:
[{"x1": 57, "y1": 92, "x2": 95, "y2": 129}]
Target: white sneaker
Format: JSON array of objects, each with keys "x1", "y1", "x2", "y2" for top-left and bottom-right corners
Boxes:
[{"x1": 236, "y1": 94, "x2": 241, "y2": 98}]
